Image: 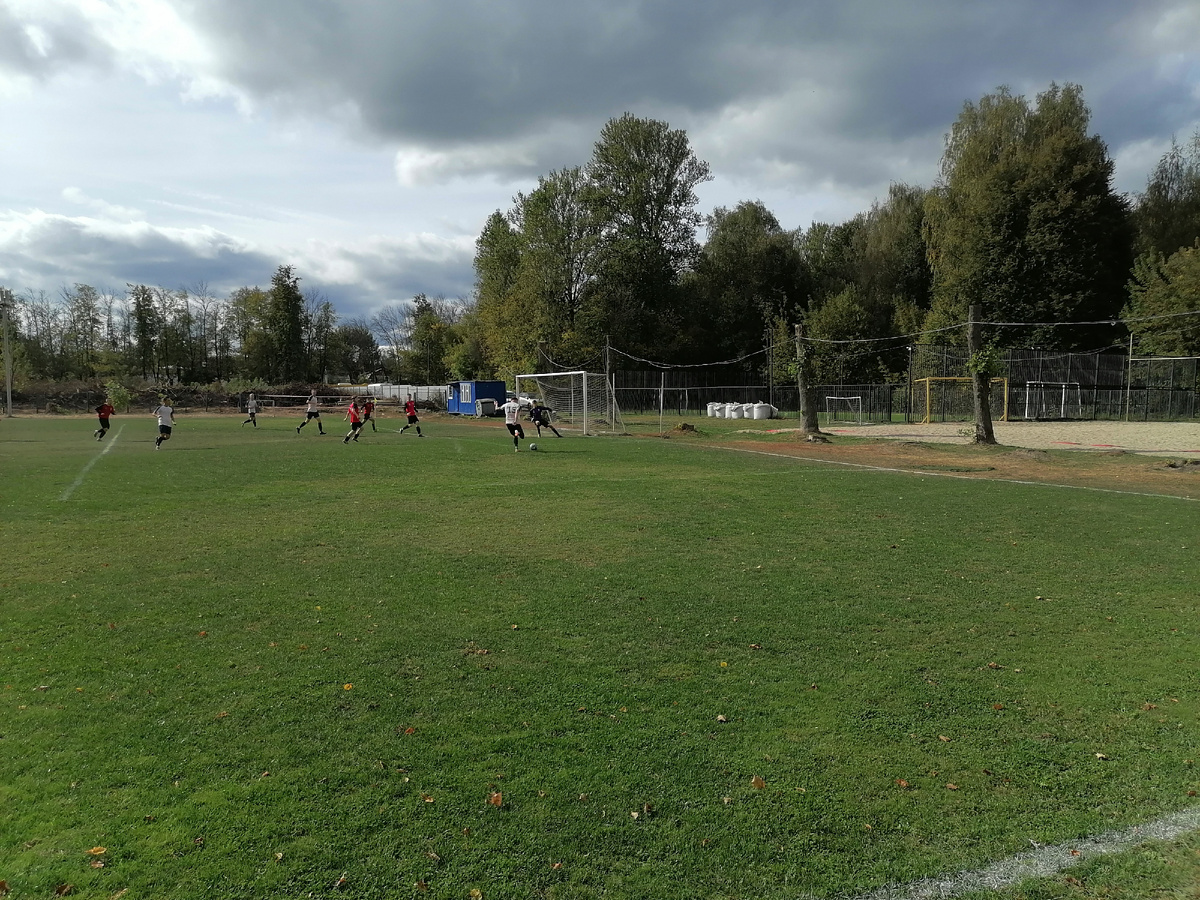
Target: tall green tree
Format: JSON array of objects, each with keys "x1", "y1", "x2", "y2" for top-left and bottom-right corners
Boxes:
[
  {"x1": 1125, "y1": 243, "x2": 1200, "y2": 355},
  {"x1": 923, "y1": 84, "x2": 1133, "y2": 349},
  {"x1": 326, "y1": 320, "x2": 382, "y2": 383},
  {"x1": 128, "y1": 284, "x2": 160, "y2": 380},
  {"x1": 1133, "y1": 132, "x2": 1200, "y2": 258},
  {"x1": 688, "y1": 200, "x2": 804, "y2": 359},
  {"x1": 513, "y1": 166, "x2": 602, "y2": 361},
  {"x1": 265, "y1": 265, "x2": 306, "y2": 382},
  {"x1": 585, "y1": 113, "x2": 712, "y2": 354}
]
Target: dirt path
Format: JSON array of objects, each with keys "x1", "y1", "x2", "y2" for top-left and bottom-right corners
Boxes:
[
  {"x1": 820, "y1": 420, "x2": 1200, "y2": 458},
  {"x1": 724, "y1": 421, "x2": 1200, "y2": 500}
]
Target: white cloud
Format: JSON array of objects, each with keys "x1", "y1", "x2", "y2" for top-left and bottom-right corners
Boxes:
[{"x1": 61, "y1": 186, "x2": 143, "y2": 221}]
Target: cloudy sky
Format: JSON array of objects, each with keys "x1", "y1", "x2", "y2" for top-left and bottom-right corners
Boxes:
[{"x1": 2, "y1": 0, "x2": 1199, "y2": 322}]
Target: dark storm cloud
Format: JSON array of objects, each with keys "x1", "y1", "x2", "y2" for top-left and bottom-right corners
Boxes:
[
  {"x1": 156, "y1": 0, "x2": 1198, "y2": 187},
  {"x1": 0, "y1": 213, "x2": 274, "y2": 295}
]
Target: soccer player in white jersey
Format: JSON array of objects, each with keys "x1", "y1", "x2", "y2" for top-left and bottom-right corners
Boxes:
[
  {"x1": 242, "y1": 392, "x2": 259, "y2": 427},
  {"x1": 297, "y1": 390, "x2": 326, "y2": 434},
  {"x1": 499, "y1": 395, "x2": 525, "y2": 451},
  {"x1": 152, "y1": 400, "x2": 175, "y2": 449}
]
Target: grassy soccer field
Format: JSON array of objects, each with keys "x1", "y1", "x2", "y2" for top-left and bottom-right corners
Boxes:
[{"x1": 2, "y1": 413, "x2": 1198, "y2": 899}]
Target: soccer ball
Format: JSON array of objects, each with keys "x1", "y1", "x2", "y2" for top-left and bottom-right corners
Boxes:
[{"x1": 529, "y1": 443, "x2": 538, "y2": 451}]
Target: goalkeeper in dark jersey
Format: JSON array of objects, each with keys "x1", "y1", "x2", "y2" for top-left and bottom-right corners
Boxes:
[{"x1": 529, "y1": 400, "x2": 561, "y2": 438}]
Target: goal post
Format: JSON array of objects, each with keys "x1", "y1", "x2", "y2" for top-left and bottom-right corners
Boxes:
[
  {"x1": 913, "y1": 377, "x2": 1009, "y2": 424},
  {"x1": 514, "y1": 371, "x2": 626, "y2": 435}
]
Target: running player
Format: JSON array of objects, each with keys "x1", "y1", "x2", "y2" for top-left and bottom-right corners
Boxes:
[
  {"x1": 361, "y1": 397, "x2": 377, "y2": 431},
  {"x1": 343, "y1": 397, "x2": 364, "y2": 443},
  {"x1": 398, "y1": 394, "x2": 423, "y2": 437},
  {"x1": 94, "y1": 398, "x2": 115, "y2": 440},
  {"x1": 529, "y1": 400, "x2": 562, "y2": 438},
  {"x1": 242, "y1": 392, "x2": 259, "y2": 427},
  {"x1": 297, "y1": 390, "x2": 326, "y2": 434},
  {"x1": 152, "y1": 399, "x2": 175, "y2": 450},
  {"x1": 499, "y1": 395, "x2": 525, "y2": 451}
]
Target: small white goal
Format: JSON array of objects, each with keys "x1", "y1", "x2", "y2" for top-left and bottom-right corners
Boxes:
[{"x1": 824, "y1": 395, "x2": 864, "y2": 423}]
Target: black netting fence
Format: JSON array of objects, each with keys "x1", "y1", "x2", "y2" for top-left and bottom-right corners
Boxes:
[{"x1": 611, "y1": 347, "x2": 1199, "y2": 423}]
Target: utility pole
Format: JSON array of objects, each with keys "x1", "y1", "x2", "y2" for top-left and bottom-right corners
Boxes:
[
  {"x1": 1, "y1": 287, "x2": 14, "y2": 418},
  {"x1": 967, "y1": 304, "x2": 996, "y2": 444}
]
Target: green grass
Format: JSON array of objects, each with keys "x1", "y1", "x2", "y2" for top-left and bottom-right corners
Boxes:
[{"x1": 2, "y1": 414, "x2": 1198, "y2": 899}]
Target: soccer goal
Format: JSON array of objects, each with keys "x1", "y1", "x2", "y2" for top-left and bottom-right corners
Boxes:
[
  {"x1": 1023, "y1": 382, "x2": 1083, "y2": 420},
  {"x1": 514, "y1": 371, "x2": 626, "y2": 435},
  {"x1": 824, "y1": 395, "x2": 863, "y2": 423}
]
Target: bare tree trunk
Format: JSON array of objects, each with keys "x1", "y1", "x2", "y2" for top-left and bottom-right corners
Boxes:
[
  {"x1": 968, "y1": 304, "x2": 997, "y2": 444},
  {"x1": 795, "y1": 323, "x2": 824, "y2": 436}
]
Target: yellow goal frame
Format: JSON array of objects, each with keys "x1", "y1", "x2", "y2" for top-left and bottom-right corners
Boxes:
[{"x1": 913, "y1": 377, "x2": 1009, "y2": 424}]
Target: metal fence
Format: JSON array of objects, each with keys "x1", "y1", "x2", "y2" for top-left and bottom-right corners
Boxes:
[{"x1": 611, "y1": 347, "x2": 1199, "y2": 423}]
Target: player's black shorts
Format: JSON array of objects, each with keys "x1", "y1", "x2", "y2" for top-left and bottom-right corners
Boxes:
[
  {"x1": 350, "y1": 421, "x2": 363, "y2": 432},
  {"x1": 306, "y1": 411, "x2": 321, "y2": 419},
  {"x1": 97, "y1": 417, "x2": 110, "y2": 428},
  {"x1": 158, "y1": 425, "x2": 172, "y2": 435},
  {"x1": 407, "y1": 414, "x2": 419, "y2": 424},
  {"x1": 506, "y1": 423, "x2": 525, "y2": 437}
]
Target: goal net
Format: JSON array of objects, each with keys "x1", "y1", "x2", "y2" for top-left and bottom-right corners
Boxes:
[{"x1": 514, "y1": 371, "x2": 626, "y2": 435}]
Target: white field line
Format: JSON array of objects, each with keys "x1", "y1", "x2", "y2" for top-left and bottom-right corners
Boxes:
[
  {"x1": 714, "y1": 446, "x2": 1200, "y2": 503},
  {"x1": 60, "y1": 425, "x2": 123, "y2": 501},
  {"x1": 852, "y1": 806, "x2": 1200, "y2": 900}
]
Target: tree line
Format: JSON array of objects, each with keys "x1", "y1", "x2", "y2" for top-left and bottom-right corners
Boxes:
[{"x1": 4, "y1": 83, "x2": 1200, "y2": 392}]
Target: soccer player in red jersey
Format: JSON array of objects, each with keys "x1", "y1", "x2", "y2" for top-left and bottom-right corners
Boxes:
[
  {"x1": 343, "y1": 397, "x2": 364, "y2": 443},
  {"x1": 361, "y1": 398, "x2": 376, "y2": 431},
  {"x1": 399, "y1": 394, "x2": 423, "y2": 437},
  {"x1": 94, "y1": 398, "x2": 115, "y2": 440}
]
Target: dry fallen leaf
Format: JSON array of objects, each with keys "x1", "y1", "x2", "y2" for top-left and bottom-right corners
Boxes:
[
  {"x1": 470, "y1": 890, "x2": 483, "y2": 900},
  {"x1": 89, "y1": 861, "x2": 104, "y2": 869},
  {"x1": 415, "y1": 881, "x2": 428, "y2": 892},
  {"x1": 87, "y1": 847, "x2": 106, "y2": 855},
  {"x1": 895, "y1": 779, "x2": 910, "y2": 788},
  {"x1": 55, "y1": 886, "x2": 73, "y2": 897},
  {"x1": 343, "y1": 683, "x2": 353, "y2": 690},
  {"x1": 421, "y1": 794, "x2": 435, "y2": 803},
  {"x1": 334, "y1": 873, "x2": 347, "y2": 889},
  {"x1": 939, "y1": 735, "x2": 951, "y2": 742},
  {"x1": 1095, "y1": 752, "x2": 1109, "y2": 760},
  {"x1": 716, "y1": 714, "x2": 728, "y2": 723},
  {"x1": 0, "y1": 880, "x2": 8, "y2": 896},
  {"x1": 1142, "y1": 703, "x2": 1158, "y2": 710},
  {"x1": 946, "y1": 783, "x2": 959, "y2": 790},
  {"x1": 487, "y1": 791, "x2": 503, "y2": 807},
  {"x1": 551, "y1": 862, "x2": 562, "y2": 870},
  {"x1": 993, "y1": 703, "x2": 1005, "y2": 710},
  {"x1": 751, "y1": 775, "x2": 765, "y2": 790}
]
